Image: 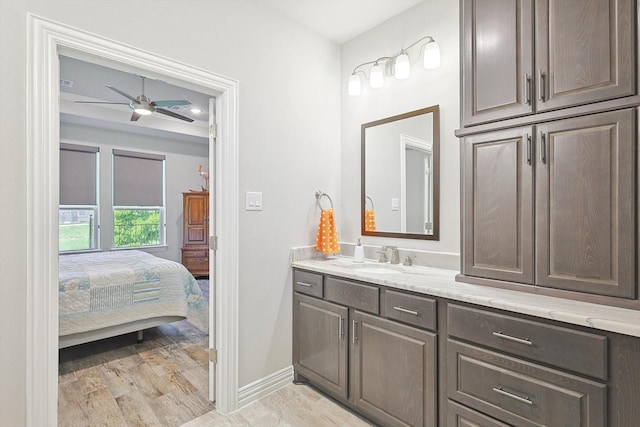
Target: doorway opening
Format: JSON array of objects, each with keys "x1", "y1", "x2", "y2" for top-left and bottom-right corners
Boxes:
[
  {"x1": 26, "y1": 14, "x2": 240, "y2": 425},
  {"x1": 57, "y1": 54, "x2": 217, "y2": 425}
]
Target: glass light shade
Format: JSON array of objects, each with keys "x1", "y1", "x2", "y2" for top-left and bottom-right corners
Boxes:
[
  {"x1": 369, "y1": 64, "x2": 385, "y2": 88},
  {"x1": 423, "y1": 41, "x2": 441, "y2": 69},
  {"x1": 394, "y1": 53, "x2": 411, "y2": 79},
  {"x1": 134, "y1": 107, "x2": 152, "y2": 115},
  {"x1": 348, "y1": 74, "x2": 362, "y2": 96}
]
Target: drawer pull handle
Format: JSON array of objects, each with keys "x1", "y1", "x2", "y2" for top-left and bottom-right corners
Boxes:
[
  {"x1": 393, "y1": 306, "x2": 419, "y2": 316},
  {"x1": 296, "y1": 281, "x2": 313, "y2": 288},
  {"x1": 492, "y1": 331, "x2": 533, "y2": 346},
  {"x1": 493, "y1": 386, "x2": 533, "y2": 405},
  {"x1": 339, "y1": 316, "x2": 344, "y2": 338}
]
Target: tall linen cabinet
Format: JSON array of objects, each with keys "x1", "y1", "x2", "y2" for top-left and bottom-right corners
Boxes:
[{"x1": 457, "y1": 0, "x2": 638, "y2": 306}]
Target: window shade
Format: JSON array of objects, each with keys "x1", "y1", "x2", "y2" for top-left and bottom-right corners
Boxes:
[
  {"x1": 60, "y1": 143, "x2": 99, "y2": 205},
  {"x1": 113, "y1": 149, "x2": 165, "y2": 206}
]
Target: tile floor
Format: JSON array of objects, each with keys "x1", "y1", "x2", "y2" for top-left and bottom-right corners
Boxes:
[{"x1": 182, "y1": 383, "x2": 374, "y2": 427}]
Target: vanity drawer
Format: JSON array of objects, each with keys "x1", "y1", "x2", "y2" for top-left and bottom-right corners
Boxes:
[
  {"x1": 448, "y1": 304, "x2": 607, "y2": 380},
  {"x1": 447, "y1": 401, "x2": 511, "y2": 427},
  {"x1": 447, "y1": 340, "x2": 606, "y2": 427},
  {"x1": 293, "y1": 270, "x2": 324, "y2": 298},
  {"x1": 384, "y1": 290, "x2": 436, "y2": 331},
  {"x1": 325, "y1": 277, "x2": 379, "y2": 314}
]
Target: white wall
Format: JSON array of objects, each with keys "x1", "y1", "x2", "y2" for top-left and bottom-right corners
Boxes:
[
  {"x1": 60, "y1": 122, "x2": 209, "y2": 262},
  {"x1": 0, "y1": 1, "x2": 341, "y2": 424},
  {"x1": 341, "y1": 0, "x2": 460, "y2": 253}
]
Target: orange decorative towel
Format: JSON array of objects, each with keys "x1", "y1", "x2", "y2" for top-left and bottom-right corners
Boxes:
[
  {"x1": 365, "y1": 209, "x2": 376, "y2": 231},
  {"x1": 316, "y1": 209, "x2": 341, "y2": 254}
]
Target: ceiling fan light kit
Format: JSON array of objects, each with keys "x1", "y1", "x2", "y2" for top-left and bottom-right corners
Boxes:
[{"x1": 76, "y1": 76, "x2": 195, "y2": 122}]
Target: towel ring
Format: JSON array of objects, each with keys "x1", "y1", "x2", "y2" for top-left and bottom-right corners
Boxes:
[
  {"x1": 366, "y1": 196, "x2": 375, "y2": 210},
  {"x1": 315, "y1": 190, "x2": 334, "y2": 210}
]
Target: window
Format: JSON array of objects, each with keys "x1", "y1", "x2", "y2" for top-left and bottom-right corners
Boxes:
[
  {"x1": 112, "y1": 149, "x2": 166, "y2": 248},
  {"x1": 59, "y1": 143, "x2": 100, "y2": 252}
]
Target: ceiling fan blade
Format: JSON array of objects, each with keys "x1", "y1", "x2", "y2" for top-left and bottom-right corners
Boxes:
[
  {"x1": 155, "y1": 108, "x2": 194, "y2": 122},
  {"x1": 151, "y1": 100, "x2": 191, "y2": 108},
  {"x1": 74, "y1": 101, "x2": 130, "y2": 105},
  {"x1": 105, "y1": 85, "x2": 138, "y2": 102},
  {"x1": 130, "y1": 111, "x2": 141, "y2": 122}
]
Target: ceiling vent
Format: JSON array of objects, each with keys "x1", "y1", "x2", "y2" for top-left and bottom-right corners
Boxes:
[{"x1": 60, "y1": 78, "x2": 74, "y2": 88}]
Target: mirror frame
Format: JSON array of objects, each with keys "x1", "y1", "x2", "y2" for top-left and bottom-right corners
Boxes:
[{"x1": 361, "y1": 105, "x2": 440, "y2": 240}]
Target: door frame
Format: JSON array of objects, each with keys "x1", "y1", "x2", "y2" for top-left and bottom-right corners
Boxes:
[
  {"x1": 399, "y1": 133, "x2": 432, "y2": 233},
  {"x1": 26, "y1": 14, "x2": 240, "y2": 425}
]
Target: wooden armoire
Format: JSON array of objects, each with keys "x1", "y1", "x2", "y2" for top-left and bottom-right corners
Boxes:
[{"x1": 181, "y1": 191, "x2": 209, "y2": 277}]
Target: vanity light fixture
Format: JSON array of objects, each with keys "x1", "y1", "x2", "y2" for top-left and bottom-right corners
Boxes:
[
  {"x1": 394, "y1": 51, "x2": 411, "y2": 80},
  {"x1": 369, "y1": 62, "x2": 385, "y2": 88},
  {"x1": 348, "y1": 36, "x2": 440, "y2": 96}
]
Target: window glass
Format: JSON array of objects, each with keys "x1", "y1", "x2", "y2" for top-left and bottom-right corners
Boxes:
[
  {"x1": 113, "y1": 208, "x2": 162, "y2": 247},
  {"x1": 59, "y1": 143, "x2": 100, "y2": 252},
  {"x1": 59, "y1": 207, "x2": 98, "y2": 251},
  {"x1": 112, "y1": 149, "x2": 166, "y2": 248}
]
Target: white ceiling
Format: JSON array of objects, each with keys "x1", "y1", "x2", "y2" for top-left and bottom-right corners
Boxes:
[
  {"x1": 60, "y1": 1, "x2": 424, "y2": 142},
  {"x1": 59, "y1": 55, "x2": 212, "y2": 143},
  {"x1": 262, "y1": 0, "x2": 424, "y2": 44}
]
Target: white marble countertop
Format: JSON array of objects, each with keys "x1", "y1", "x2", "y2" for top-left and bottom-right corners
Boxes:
[{"x1": 292, "y1": 256, "x2": 640, "y2": 338}]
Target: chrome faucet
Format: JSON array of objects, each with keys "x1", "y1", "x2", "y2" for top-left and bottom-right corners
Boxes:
[
  {"x1": 377, "y1": 247, "x2": 388, "y2": 263},
  {"x1": 387, "y1": 246, "x2": 400, "y2": 264}
]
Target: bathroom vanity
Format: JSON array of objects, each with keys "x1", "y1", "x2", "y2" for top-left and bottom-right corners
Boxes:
[{"x1": 291, "y1": 255, "x2": 640, "y2": 427}]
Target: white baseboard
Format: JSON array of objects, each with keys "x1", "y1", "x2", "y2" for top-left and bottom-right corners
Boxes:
[{"x1": 237, "y1": 365, "x2": 294, "y2": 408}]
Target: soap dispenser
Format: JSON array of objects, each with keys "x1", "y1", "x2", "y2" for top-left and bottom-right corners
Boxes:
[{"x1": 354, "y1": 239, "x2": 365, "y2": 263}]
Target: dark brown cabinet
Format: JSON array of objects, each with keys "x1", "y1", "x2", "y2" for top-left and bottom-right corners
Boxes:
[
  {"x1": 446, "y1": 303, "x2": 613, "y2": 426},
  {"x1": 462, "y1": 127, "x2": 534, "y2": 284},
  {"x1": 293, "y1": 293, "x2": 348, "y2": 399},
  {"x1": 462, "y1": 0, "x2": 635, "y2": 127},
  {"x1": 535, "y1": 110, "x2": 635, "y2": 297},
  {"x1": 462, "y1": 0, "x2": 534, "y2": 126},
  {"x1": 292, "y1": 269, "x2": 438, "y2": 427},
  {"x1": 535, "y1": 0, "x2": 635, "y2": 112},
  {"x1": 462, "y1": 109, "x2": 636, "y2": 299},
  {"x1": 181, "y1": 191, "x2": 209, "y2": 276},
  {"x1": 447, "y1": 340, "x2": 607, "y2": 426},
  {"x1": 351, "y1": 311, "x2": 437, "y2": 427}
]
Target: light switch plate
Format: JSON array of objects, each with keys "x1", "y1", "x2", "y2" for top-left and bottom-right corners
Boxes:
[{"x1": 246, "y1": 191, "x2": 263, "y2": 211}]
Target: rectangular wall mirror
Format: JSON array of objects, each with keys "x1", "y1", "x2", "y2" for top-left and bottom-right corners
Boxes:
[{"x1": 362, "y1": 105, "x2": 440, "y2": 240}]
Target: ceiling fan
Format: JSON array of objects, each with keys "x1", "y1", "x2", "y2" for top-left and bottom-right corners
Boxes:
[{"x1": 76, "y1": 76, "x2": 194, "y2": 122}]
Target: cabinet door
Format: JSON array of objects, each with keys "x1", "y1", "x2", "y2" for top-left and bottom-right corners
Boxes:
[
  {"x1": 293, "y1": 293, "x2": 348, "y2": 399},
  {"x1": 462, "y1": 0, "x2": 534, "y2": 126},
  {"x1": 536, "y1": 109, "x2": 635, "y2": 297},
  {"x1": 351, "y1": 311, "x2": 437, "y2": 427},
  {"x1": 463, "y1": 127, "x2": 534, "y2": 284},
  {"x1": 183, "y1": 193, "x2": 208, "y2": 246},
  {"x1": 535, "y1": 0, "x2": 635, "y2": 112}
]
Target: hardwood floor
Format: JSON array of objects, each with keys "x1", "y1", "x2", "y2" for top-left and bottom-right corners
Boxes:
[
  {"x1": 58, "y1": 320, "x2": 213, "y2": 427},
  {"x1": 58, "y1": 280, "x2": 373, "y2": 426}
]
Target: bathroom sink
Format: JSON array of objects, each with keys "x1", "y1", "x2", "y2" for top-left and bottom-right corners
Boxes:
[{"x1": 347, "y1": 263, "x2": 404, "y2": 274}]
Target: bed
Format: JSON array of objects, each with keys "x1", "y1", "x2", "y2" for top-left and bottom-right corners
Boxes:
[{"x1": 58, "y1": 250, "x2": 208, "y2": 348}]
